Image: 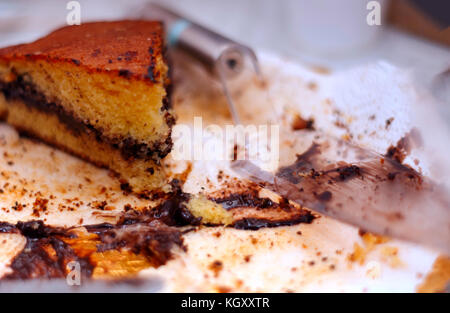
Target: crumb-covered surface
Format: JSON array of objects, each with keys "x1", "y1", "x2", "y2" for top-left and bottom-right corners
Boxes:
[{"x1": 0, "y1": 51, "x2": 445, "y2": 292}]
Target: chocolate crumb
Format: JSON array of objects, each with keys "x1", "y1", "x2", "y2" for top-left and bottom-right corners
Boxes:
[
  {"x1": 385, "y1": 117, "x2": 394, "y2": 129},
  {"x1": 209, "y1": 260, "x2": 223, "y2": 277},
  {"x1": 292, "y1": 114, "x2": 315, "y2": 131}
]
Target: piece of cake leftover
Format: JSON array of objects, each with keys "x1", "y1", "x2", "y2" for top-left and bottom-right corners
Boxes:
[{"x1": 0, "y1": 21, "x2": 174, "y2": 193}]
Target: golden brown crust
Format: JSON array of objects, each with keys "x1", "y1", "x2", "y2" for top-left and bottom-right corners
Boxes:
[{"x1": 0, "y1": 21, "x2": 166, "y2": 84}]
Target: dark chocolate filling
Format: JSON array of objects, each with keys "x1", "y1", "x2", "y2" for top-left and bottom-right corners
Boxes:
[
  {"x1": 0, "y1": 75, "x2": 173, "y2": 163},
  {"x1": 232, "y1": 214, "x2": 315, "y2": 230}
]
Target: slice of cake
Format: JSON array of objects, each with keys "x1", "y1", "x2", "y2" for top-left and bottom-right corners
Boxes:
[{"x1": 0, "y1": 21, "x2": 175, "y2": 193}]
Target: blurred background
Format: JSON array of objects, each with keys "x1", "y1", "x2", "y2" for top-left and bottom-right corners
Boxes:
[{"x1": 0, "y1": 0, "x2": 448, "y2": 91}]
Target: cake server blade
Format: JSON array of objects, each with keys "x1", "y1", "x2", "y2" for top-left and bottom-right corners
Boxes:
[{"x1": 232, "y1": 133, "x2": 450, "y2": 254}]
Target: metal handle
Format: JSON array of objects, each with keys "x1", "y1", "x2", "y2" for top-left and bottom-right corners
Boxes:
[{"x1": 140, "y1": 3, "x2": 261, "y2": 124}]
